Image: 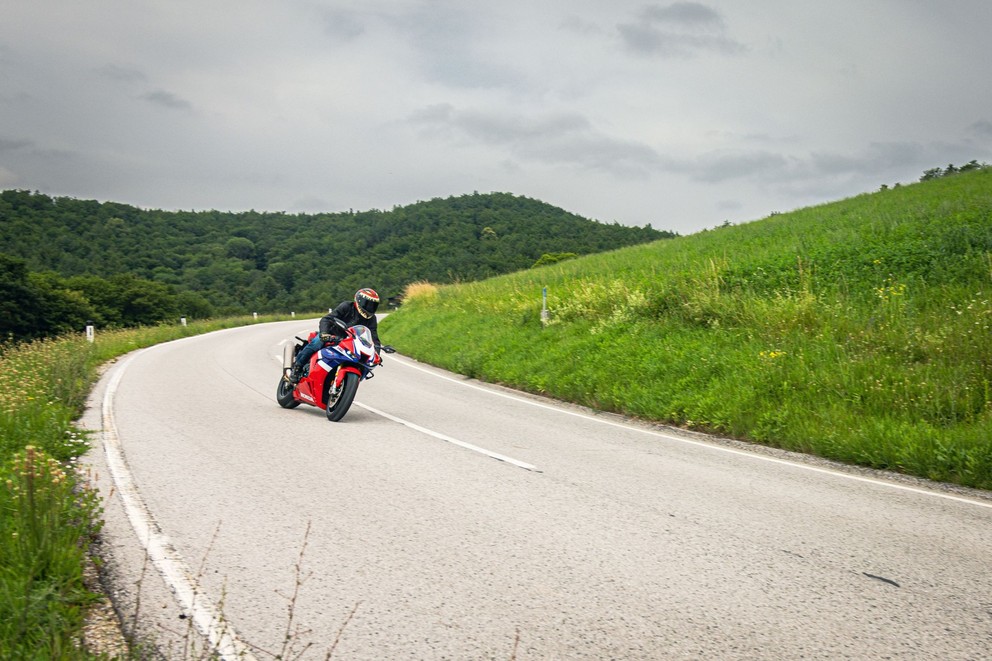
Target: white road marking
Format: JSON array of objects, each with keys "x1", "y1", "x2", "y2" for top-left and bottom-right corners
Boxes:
[
  {"x1": 355, "y1": 402, "x2": 539, "y2": 472},
  {"x1": 388, "y1": 355, "x2": 992, "y2": 510},
  {"x1": 103, "y1": 349, "x2": 259, "y2": 661}
]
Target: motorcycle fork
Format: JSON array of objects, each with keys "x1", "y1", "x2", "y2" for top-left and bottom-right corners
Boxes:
[{"x1": 330, "y1": 367, "x2": 343, "y2": 393}]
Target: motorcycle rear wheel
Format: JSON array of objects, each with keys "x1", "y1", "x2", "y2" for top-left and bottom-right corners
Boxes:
[
  {"x1": 326, "y1": 372, "x2": 360, "y2": 422},
  {"x1": 276, "y1": 376, "x2": 300, "y2": 409}
]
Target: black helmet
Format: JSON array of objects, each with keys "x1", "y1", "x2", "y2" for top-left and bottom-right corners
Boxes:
[{"x1": 354, "y1": 288, "x2": 379, "y2": 319}]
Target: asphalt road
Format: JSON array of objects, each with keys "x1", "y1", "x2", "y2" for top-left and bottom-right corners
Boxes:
[{"x1": 82, "y1": 319, "x2": 992, "y2": 660}]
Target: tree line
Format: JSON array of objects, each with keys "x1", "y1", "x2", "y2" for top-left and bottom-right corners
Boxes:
[
  {"x1": 919, "y1": 160, "x2": 987, "y2": 182},
  {"x1": 1, "y1": 190, "x2": 672, "y2": 340}
]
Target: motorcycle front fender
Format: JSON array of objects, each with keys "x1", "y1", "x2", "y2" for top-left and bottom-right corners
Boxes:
[{"x1": 334, "y1": 364, "x2": 364, "y2": 388}]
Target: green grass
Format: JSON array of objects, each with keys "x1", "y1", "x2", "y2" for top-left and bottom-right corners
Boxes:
[
  {"x1": 0, "y1": 313, "x2": 307, "y2": 659},
  {"x1": 381, "y1": 170, "x2": 992, "y2": 490}
]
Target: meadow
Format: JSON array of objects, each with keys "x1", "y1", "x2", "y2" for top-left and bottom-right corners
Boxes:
[
  {"x1": 0, "y1": 314, "x2": 300, "y2": 658},
  {"x1": 381, "y1": 170, "x2": 992, "y2": 490}
]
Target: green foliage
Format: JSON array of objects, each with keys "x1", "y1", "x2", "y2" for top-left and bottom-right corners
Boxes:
[
  {"x1": 0, "y1": 190, "x2": 672, "y2": 339},
  {"x1": 0, "y1": 253, "x2": 189, "y2": 341},
  {"x1": 532, "y1": 252, "x2": 578, "y2": 268},
  {"x1": 0, "y1": 313, "x2": 297, "y2": 658},
  {"x1": 1, "y1": 447, "x2": 103, "y2": 658},
  {"x1": 920, "y1": 159, "x2": 987, "y2": 181},
  {"x1": 382, "y1": 169, "x2": 992, "y2": 489}
]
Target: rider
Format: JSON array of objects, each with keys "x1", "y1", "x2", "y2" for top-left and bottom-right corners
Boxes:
[{"x1": 289, "y1": 288, "x2": 381, "y2": 383}]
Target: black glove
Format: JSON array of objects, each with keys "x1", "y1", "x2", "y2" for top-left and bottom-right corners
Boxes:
[{"x1": 320, "y1": 332, "x2": 334, "y2": 342}]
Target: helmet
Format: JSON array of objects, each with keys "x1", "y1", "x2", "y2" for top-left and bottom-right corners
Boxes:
[{"x1": 354, "y1": 288, "x2": 380, "y2": 319}]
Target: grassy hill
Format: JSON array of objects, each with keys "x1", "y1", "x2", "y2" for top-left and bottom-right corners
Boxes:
[{"x1": 380, "y1": 169, "x2": 992, "y2": 489}]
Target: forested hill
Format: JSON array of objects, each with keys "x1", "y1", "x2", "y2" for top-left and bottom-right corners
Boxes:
[{"x1": 0, "y1": 190, "x2": 670, "y2": 336}]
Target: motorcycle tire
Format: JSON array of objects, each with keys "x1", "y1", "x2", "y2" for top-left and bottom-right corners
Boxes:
[
  {"x1": 276, "y1": 376, "x2": 300, "y2": 409},
  {"x1": 326, "y1": 371, "x2": 360, "y2": 422}
]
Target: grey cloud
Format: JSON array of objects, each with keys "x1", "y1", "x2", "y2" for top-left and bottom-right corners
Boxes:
[
  {"x1": 0, "y1": 137, "x2": 32, "y2": 152},
  {"x1": 809, "y1": 142, "x2": 926, "y2": 177},
  {"x1": 394, "y1": 8, "x2": 523, "y2": 90},
  {"x1": 141, "y1": 90, "x2": 193, "y2": 111},
  {"x1": 691, "y1": 150, "x2": 789, "y2": 183},
  {"x1": 411, "y1": 104, "x2": 668, "y2": 176},
  {"x1": 560, "y1": 15, "x2": 603, "y2": 36},
  {"x1": 618, "y1": 26, "x2": 746, "y2": 57},
  {"x1": 0, "y1": 166, "x2": 17, "y2": 186},
  {"x1": 970, "y1": 120, "x2": 992, "y2": 137},
  {"x1": 687, "y1": 142, "x2": 952, "y2": 187},
  {"x1": 320, "y1": 10, "x2": 365, "y2": 41},
  {"x1": 618, "y1": 2, "x2": 745, "y2": 57},
  {"x1": 97, "y1": 64, "x2": 147, "y2": 84},
  {"x1": 641, "y1": 2, "x2": 723, "y2": 28}
]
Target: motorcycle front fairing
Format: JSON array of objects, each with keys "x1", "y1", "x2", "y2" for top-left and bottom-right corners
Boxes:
[
  {"x1": 320, "y1": 326, "x2": 377, "y2": 379},
  {"x1": 313, "y1": 325, "x2": 376, "y2": 398}
]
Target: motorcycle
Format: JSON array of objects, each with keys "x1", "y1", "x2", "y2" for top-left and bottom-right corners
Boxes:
[{"x1": 276, "y1": 319, "x2": 395, "y2": 422}]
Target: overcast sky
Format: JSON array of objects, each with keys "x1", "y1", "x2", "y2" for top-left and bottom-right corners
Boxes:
[{"x1": 2, "y1": 1, "x2": 990, "y2": 234}]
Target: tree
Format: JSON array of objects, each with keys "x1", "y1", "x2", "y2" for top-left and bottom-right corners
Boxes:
[
  {"x1": 225, "y1": 237, "x2": 256, "y2": 260},
  {"x1": 0, "y1": 254, "x2": 44, "y2": 339}
]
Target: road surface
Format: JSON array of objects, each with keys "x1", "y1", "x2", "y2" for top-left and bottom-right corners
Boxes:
[{"x1": 82, "y1": 319, "x2": 992, "y2": 659}]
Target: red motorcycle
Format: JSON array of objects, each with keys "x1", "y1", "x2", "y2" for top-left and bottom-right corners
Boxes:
[{"x1": 276, "y1": 321, "x2": 395, "y2": 422}]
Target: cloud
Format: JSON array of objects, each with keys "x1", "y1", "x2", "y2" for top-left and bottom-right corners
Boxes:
[
  {"x1": 397, "y1": 7, "x2": 524, "y2": 90},
  {"x1": 141, "y1": 90, "x2": 193, "y2": 111},
  {"x1": 970, "y1": 120, "x2": 992, "y2": 138},
  {"x1": 96, "y1": 64, "x2": 147, "y2": 84},
  {"x1": 690, "y1": 150, "x2": 789, "y2": 183},
  {"x1": 410, "y1": 104, "x2": 669, "y2": 176},
  {"x1": 319, "y1": 9, "x2": 366, "y2": 41},
  {"x1": 0, "y1": 137, "x2": 32, "y2": 152},
  {"x1": 0, "y1": 166, "x2": 18, "y2": 187},
  {"x1": 808, "y1": 142, "x2": 927, "y2": 177},
  {"x1": 681, "y1": 139, "x2": 992, "y2": 205},
  {"x1": 642, "y1": 2, "x2": 724, "y2": 27},
  {"x1": 617, "y1": 2, "x2": 746, "y2": 57}
]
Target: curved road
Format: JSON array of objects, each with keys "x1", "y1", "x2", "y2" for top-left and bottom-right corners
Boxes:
[{"x1": 82, "y1": 319, "x2": 992, "y2": 659}]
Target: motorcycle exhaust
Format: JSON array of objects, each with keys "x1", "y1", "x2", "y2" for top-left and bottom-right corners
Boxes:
[{"x1": 282, "y1": 341, "x2": 297, "y2": 374}]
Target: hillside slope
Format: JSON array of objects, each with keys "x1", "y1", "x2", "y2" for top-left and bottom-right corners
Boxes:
[{"x1": 380, "y1": 170, "x2": 992, "y2": 489}]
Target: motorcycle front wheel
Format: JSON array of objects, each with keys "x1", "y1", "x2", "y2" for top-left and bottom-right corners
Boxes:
[
  {"x1": 326, "y1": 371, "x2": 360, "y2": 422},
  {"x1": 276, "y1": 376, "x2": 300, "y2": 409}
]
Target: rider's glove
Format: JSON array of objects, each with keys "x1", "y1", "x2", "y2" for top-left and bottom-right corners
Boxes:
[{"x1": 320, "y1": 332, "x2": 333, "y2": 342}]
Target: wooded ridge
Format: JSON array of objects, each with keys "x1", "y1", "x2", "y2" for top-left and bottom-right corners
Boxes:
[{"x1": 0, "y1": 190, "x2": 670, "y2": 339}]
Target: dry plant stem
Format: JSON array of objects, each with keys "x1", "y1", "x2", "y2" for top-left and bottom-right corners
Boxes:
[
  {"x1": 129, "y1": 546, "x2": 151, "y2": 643},
  {"x1": 325, "y1": 602, "x2": 361, "y2": 660},
  {"x1": 275, "y1": 521, "x2": 315, "y2": 661},
  {"x1": 155, "y1": 521, "x2": 225, "y2": 660}
]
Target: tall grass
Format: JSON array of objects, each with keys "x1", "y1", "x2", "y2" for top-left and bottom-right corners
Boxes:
[
  {"x1": 0, "y1": 313, "x2": 305, "y2": 658},
  {"x1": 381, "y1": 170, "x2": 992, "y2": 490}
]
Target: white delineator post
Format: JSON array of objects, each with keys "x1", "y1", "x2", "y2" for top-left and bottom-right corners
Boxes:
[{"x1": 541, "y1": 287, "x2": 549, "y2": 326}]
